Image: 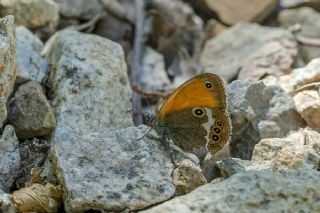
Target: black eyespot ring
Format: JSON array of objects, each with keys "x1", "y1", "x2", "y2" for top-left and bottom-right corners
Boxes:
[
  {"x1": 209, "y1": 143, "x2": 215, "y2": 148},
  {"x1": 204, "y1": 80, "x2": 213, "y2": 90},
  {"x1": 211, "y1": 134, "x2": 219, "y2": 141},
  {"x1": 213, "y1": 127, "x2": 221, "y2": 133},
  {"x1": 192, "y1": 107, "x2": 205, "y2": 118},
  {"x1": 217, "y1": 121, "x2": 222, "y2": 126}
]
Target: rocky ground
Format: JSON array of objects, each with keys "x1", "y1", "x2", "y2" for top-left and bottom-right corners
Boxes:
[{"x1": 0, "y1": 0, "x2": 319, "y2": 213}]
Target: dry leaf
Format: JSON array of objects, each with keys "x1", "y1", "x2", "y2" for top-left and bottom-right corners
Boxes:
[{"x1": 12, "y1": 183, "x2": 62, "y2": 213}]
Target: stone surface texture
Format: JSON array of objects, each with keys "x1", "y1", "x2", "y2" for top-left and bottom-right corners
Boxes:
[
  {"x1": 0, "y1": 126, "x2": 20, "y2": 192},
  {"x1": 0, "y1": 0, "x2": 59, "y2": 29},
  {"x1": 227, "y1": 80, "x2": 305, "y2": 159},
  {"x1": 56, "y1": 0, "x2": 103, "y2": 20},
  {"x1": 200, "y1": 23, "x2": 295, "y2": 81},
  {"x1": 238, "y1": 40, "x2": 297, "y2": 81},
  {"x1": 52, "y1": 126, "x2": 175, "y2": 213},
  {"x1": 45, "y1": 29, "x2": 133, "y2": 144},
  {"x1": 15, "y1": 26, "x2": 48, "y2": 84},
  {"x1": 278, "y1": 7, "x2": 320, "y2": 63},
  {"x1": 7, "y1": 81, "x2": 56, "y2": 139},
  {"x1": 140, "y1": 169, "x2": 320, "y2": 213},
  {"x1": 204, "y1": 0, "x2": 277, "y2": 25}
]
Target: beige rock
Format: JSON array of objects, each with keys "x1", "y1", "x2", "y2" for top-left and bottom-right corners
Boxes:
[
  {"x1": 238, "y1": 40, "x2": 297, "y2": 81},
  {"x1": 172, "y1": 160, "x2": 206, "y2": 196},
  {"x1": 0, "y1": 0, "x2": 59, "y2": 29},
  {"x1": 253, "y1": 128, "x2": 320, "y2": 170},
  {"x1": 294, "y1": 90, "x2": 320, "y2": 132},
  {"x1": 204, "y1": 19, "x2": 227, "y2": 41},
  {"x1": 263, "y1": 58, "x2": 320, "y2": 93},
  {"x1": 204, "y1": 0, "x2": 277, "y2": 25}
]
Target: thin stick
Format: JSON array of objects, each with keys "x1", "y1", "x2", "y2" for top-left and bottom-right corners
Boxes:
[
  {"x1": 67, "y1": 12, "x2": 105, "y2": 31},
  {"x1": 296, "y1": 35, "x2": 320, "y2": 47},
  {"x1": 131, "y1": 0, "x2": 145, "y2": 125},
  {"x1": 294, "y1": 82, "x2": 320, "y2": 93}
]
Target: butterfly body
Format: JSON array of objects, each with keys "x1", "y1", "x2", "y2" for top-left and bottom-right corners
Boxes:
[{"x1": 155, "y1": 73, "x2": 231, "y2": 155}]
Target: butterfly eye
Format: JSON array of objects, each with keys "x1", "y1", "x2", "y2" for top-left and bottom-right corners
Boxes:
[
  {"x1": 192, "y1": 107, "x2": 206, "y2": 117},
  {"x1": 204, "y1": 80, "x2": 213, "y2": 90}
]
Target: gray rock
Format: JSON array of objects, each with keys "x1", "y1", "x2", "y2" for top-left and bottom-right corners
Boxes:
[
  {"x1": 0, "y1": 0, "x2": 59, "y2": 29},
  {"x1": 238, "y1": 40, "x2": 297, "y2": 81},
  {"x1": 140, "y1": 47, "x2": 171, "y2": 91},
  {"x1": 280, "y1": 0, "x2": 320, "y2": 8},
  {"x1": 140, "y1": 169, "x2": 320, "y2": 213},
  {"x1": 200, "y1": 22, "x2": 295, "y2": 81},
  {"x1": 15, "y1": 26, "x2": 48, "y2": 85},
  {"x1": 227, "y1": 80, "x2": 305, "y2": 159},
  {"x1": 0, "y1": 16, "x2": 16, "y2": 128},
  {"x1": 100, "y1": 0, "x2": 135, "y2": 23},
  {"x1": 56, "y1": 0, "x2": 103, "y2": 20},
  {"x1": 0, "y1": 126, "x2": 20, "y2": 192},
  {"x1": 52, "y1": 125, "x2": 175, "y2": 213},
  {"x1": 7, "y1": 81, "x2": 56, "y2": 139},
  {"x1": 278, "y1": 7, "x2": 320, "y2": 63},
  {"x1": 45, "y1": 29, "x2": 133, "y2": 144},
  {"x1": 253, "y1": 128, "x2": 320, "y2": 170},
  {"x1": 0, "y1": 191, "x2": 16, "y2": 213}
]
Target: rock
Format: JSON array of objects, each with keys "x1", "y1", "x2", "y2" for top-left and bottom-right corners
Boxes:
[
  {"x1": 148, "y1": 0, "x2": 203, "y2": 76},
  {"x1": 216, "y1": 157, "x2": 271, "y2": 177},
  {"x1": 52, "y1": 125, "x2": 175, "y2": 212},
  {"x1": 44, "y1": 29, "x2": 133, "y2": 144},
  {"x1": 204, "y1": 19, "x2": 227, "y2": 41},
  {"x1": 294, "y1": 90, "x2": 320, "y2": 132},
  {"x1": 203, "y1": 0, "x2": 277, "y2": 25},
  {"x1": 172, "y1": 159, "x2": 207, "y2": 196},
  {"x1": 280, "y1": 0, "x2": 320, "y2": 8},
  {"x1": 56, "y1": 0, "x2": 103, "y2": 20},
  {"x1": 263, "y1": 58, "x2": 320, "y2": 93},
  {"x1": 0, "y1": 16, "x2": 16, "y2": 128},
  {"x1": 227, "y1": 80, "x2": 305, "y2": 159},
  {"x1": 140, "y1": 169, "x2": 320, "y2": 213},
  {"x1": 100, "y1": 0, "x2": 135, "y2": 24},
  {"x1": 0, "y1": 126, "x2": 20, "y2": 192},
  {"x1": 0, "y1": 0, "x2": 59, "y2": 29},
  {"x1": 94, "y1": 12, "x2": 133, "y2": 53},
  {"x1": 7, "y1": 81, "x2": 56, "y2": 139},
  {"x1": 253, "y1": 128, "x2": 320, "y2": 170},
  {"x1": 0, "y1": 191, "x2": 16, "y2": 213},
  {"x1": 15, "y1": 26, "x2": 49, "y2": 85},
  {"x1": 140, "y1": 47, "x2": 171, "y2": 91},
  {"x1": 278, "y1": 7, "x2": 320, "y2": 63},
  {"x1": 238, "y1": 40, "x2": 298, "y2": 81},
  {"x1": 15, "y1": 138, "x2": 50, "y2": 188},
  {"x1": 200, "y1": 22, "x2": 295, "y2": 81}
]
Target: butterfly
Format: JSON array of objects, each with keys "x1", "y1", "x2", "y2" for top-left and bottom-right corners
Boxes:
[{"x1": 152, "y1": 73, "x2": 231, "y2": 156}]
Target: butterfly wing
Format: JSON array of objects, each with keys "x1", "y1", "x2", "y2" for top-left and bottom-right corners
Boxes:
[{"x1": 157, "y1": 73, "x2": 231, "y2": 154}]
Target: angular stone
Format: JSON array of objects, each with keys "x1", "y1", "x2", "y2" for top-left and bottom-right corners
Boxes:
[
  {"x1": 52, "y1": 125, "x2": 175, "y2": 213},
  {"x1": 7, "y1": 81, "x2": 56, "y2": 139},
  {"x1": 204, "y1": 0, "x2": 277, "y2": 25},
  {"x1": 141, "y1": 169, "x2": 320, "y2": 213},
  {"x1": 0, "y1": 126, "x2": 20, "y2": 192},
  {"x1": 294, "y1": 90, "x2": 320, "y2": 132},
  {"x1": 56, "y1": 0, "x2": 103, "y2": 20},
  {"x1": 200, "y1": 23, "x2": 295, "y2": 81},
  {"x1": 238, "y1": 40, "x2": 297, "y2": 81},
  {"x1": 253, "y1": 128, "x2": 320, "y2": 170},
  {"x1": 227, "y1": 80, "x2": 305, "y2": 159},
  {"x1": 15, "y1": 26, "x2": 48, "y2": 85},
  {"x1": 172, "y1": 159, "x2": 206, "y2": 196},
  {"x1": 263, "y1": 58, "x2": 320, "y2": 93},
  {"x1": 0, "y1": 0, "x2": 59, "y2": 29},
  {"x1": 45, "y1": 29, "x2": 133, "y2": 144},
  {"x1": 0, "y1": 16, "x2": 16, "y2": 128},
  {"x1": 278, "y1": 7, "x2": 320, "y2": 63}
]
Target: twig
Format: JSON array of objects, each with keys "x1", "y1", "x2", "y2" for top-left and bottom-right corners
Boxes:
[
  {"x1": 294, "y1": 82, "x2": 320, "y2": 93},
  {"x1": 67, "y1": 12, "x2": 105, "y2": 32},
  {"x1": 288, "y1": 24, "x2": 320, "y2": 47},
  {"x1": 131, "y1": 0, "x2": 145, "y2": 125}
]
